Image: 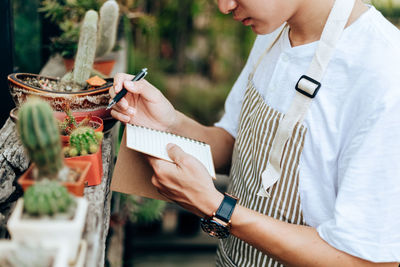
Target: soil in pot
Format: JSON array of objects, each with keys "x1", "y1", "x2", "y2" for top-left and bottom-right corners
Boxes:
[{"x1": 22, "y1": 76, "x2": 83, "y2": 92}]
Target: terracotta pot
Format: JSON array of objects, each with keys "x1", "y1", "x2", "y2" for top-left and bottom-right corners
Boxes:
[
  {"x1": 8, "y1": 73, "x2": 113, "y2": 121},
  {"x1": 18, "y1": 160, "x2": 91, "y2": 197},
  {"x1": 63, "y1": 58, "x2": 116, "y2": 76},
  {"x1": 58, "y1": 115, "x2": 104, "y2": 145},
  {"x1": 65, "y1": 146, "x2": 103, "y2": 187}
]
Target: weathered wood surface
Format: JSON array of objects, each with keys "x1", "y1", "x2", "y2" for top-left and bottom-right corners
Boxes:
[{"x1": 0, "y1": 118, "x2": 120, "y2": 267}]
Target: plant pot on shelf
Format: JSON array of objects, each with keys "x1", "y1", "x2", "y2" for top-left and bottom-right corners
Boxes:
[
  {"x1": 65, "y1": 146, "x2": 103, "y2": 186},
  {"x1": 7, "y1": 197, "x2": 88, "y2": 263},
  {"x1": 58, "y1": 115, "x2": 104, "y2": 145},
  {"x1": 0, "y1": 240, "x2": 69, "y2": 267},
  {"x1": 63, "y1": 58, "x2": 116, "y2": 76},
  {"x1": 18, "y1": 160, "x2": 91, "y2": 196},
  {"x1": 8, "y1": 73, "x2": 114, "y2": 121}
]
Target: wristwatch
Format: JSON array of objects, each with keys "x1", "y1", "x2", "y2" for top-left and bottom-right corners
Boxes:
[{"x1": 200, "y1": 193, "x2": 238, "y2": 239}]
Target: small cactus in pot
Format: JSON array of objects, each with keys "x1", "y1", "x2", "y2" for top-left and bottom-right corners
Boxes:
[
  {"x1": 64, "y1": 126, "x2": 103, "y2": 157},
  {"x1": 17, "y1": 97, "x2": 68, "y2": 181},
  {"x1": 24, "y1": 180, "x2": 76, "y2": 218}
]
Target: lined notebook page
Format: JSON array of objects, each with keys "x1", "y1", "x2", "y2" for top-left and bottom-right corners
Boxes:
[{"x1": 126, "y1": 124, "x2": 216, "y2": 178}]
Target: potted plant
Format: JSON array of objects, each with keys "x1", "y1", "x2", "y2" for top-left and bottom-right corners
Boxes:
[
  {"x1": 58, "y1": 103, "x2": 104, "y2": 145},
  {"x1": 64, "y1": 126, "x2": 104, "y2": 186},
  {"x1": 40, "y1": 0, "x2": 120, "y2": 76},
  {"x1": 7, "y1": 180, "x2": 88, "y2": 263},
  {"x1": 0, "y1": 241, "x2": 69, "y2": 267},
  {"x1": 16, "y1": 97, "x2": 90, "y2": 196},
  {"x1": 8, "y1": 0, "x2": 120, "y2": 121}
]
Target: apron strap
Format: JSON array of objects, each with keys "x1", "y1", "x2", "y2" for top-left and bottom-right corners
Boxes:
[
  {"x1": 259, "y1": 0, "x2": 356, "y2": 197},
  {"x1": 248, "y1": 24, "x2": 288, "y2": 82}
]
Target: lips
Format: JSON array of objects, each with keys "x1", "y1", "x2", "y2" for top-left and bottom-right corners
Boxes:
[{"x1": 241, "y1": 17, "x2": 251, "y2": 26}]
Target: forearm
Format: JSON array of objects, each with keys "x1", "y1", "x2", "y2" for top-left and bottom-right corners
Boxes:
[
  {"x1": 170, "y1": 111, "x2": 235, "y2": 171},
  {"x1": 228, "y1": 205, "x2": 397, "y2": 267}
]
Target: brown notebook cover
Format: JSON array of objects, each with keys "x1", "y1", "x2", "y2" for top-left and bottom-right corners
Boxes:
[{"x1": 110, "y1": 129, "x2": 169, "y2": 201}]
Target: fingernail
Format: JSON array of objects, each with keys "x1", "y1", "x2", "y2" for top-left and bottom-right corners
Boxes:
[
  {"x1": 167, "y1": 143, "x2": 175, "y2": 150},
  {"x1": 125, "y1": 81, "x2": 134, "y2": 89},
  {"x1": 122, "y1": 115, "x2": 130, "y2": 122},
  {"x1": 128, "y1": 107, "x2": 135, "y2": 115}
]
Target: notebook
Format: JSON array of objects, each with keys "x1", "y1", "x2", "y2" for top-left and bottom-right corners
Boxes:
[{"x1": 126, "y1": 124, "x2": 216, "y2": 179}]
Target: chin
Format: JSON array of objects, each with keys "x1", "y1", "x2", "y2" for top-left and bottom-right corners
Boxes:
[{"x1": 252, "y1": 24, "x2": 282, "y2": 35}]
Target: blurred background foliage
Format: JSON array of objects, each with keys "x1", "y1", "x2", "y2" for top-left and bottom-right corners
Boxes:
[
  {"x1": 12, "y1": 0, "x2": 256, "y2": 126},
  {"x1": 12, "y1": 1, "x2": 400, "y2": 125}
]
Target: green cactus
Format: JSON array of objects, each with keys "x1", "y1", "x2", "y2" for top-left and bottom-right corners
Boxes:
[
  {"x1": 24, "y1": 180, "x2": 75, "y2": 217},
  {"x1": 72, "y1": 10, "x2": 98, "y2": 87},
  {"x1": 64, "y1": 0, "x2": 119, "y2": 89},
  {"x1": 64, "y1": 126, "x2": 103, "y2": 157},
  {"x1": 96, "y1": 0, "x2": 119, "y2": 58},
  {"x1": 17, "y1": 98, "x2": 64, "y2": 180}
]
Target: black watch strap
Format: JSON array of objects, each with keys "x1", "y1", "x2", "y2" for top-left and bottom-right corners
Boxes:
[{"x1": 214, "y1": 193, "x2": 238, "y2": 223}]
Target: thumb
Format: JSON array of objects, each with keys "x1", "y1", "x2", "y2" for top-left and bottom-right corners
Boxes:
[{"x1": 166, "y1": 143, "x2": 186, "y2": 164}]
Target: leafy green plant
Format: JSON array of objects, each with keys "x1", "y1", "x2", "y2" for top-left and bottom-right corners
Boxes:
[
  {"x1": 119, "y1": 194, "x2": 166, "y2": 224},
  {"x1": 40, "y1": 0, "x2": 104, "y2": 59}
]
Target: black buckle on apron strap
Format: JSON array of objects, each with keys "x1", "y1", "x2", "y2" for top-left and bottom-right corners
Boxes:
[{"x1": 295, "y1": 75, "x2": 321, "y2": 98}]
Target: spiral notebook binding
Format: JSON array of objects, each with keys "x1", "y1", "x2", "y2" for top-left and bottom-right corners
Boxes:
[{"x1": 131, "y1": 124, "x2": 207, "y2": 146}]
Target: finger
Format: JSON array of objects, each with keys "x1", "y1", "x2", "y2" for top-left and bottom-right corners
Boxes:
[
  {"x1": 110, "y1": 109, "x2": 130, "y2": 123},
  {"x1": 111, "y1": 104, "x2": 135, "y2": 117},
  {"x1": 151, "y1": 175, "x2": 162, "y2": 189},
  {"x1": 114, "y1": 73, "x2": 134, "y2": 93},
  {"x1": 114, "y1": 97, "x2": 130, "y2": 111},
  {"x1": 166, "y1": 143, "x2": 187, "y2": 165},
  {"x1": 109, "y1": 86, "x2": 116, "y2": 98},
  {"x1": 123, "y1": 79, "x2": 160, "y2": 103}
]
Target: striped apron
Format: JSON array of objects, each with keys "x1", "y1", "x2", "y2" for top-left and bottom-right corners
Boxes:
[
  {"x1": 215, "y1": 52, "x2": 307, "y2": 267},
  {"x1": 215, "y1": 0, "x2": 354, "y2": 264}
]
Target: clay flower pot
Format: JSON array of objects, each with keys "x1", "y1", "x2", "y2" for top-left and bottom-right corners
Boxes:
[
  {"x1": 18, "y1": 160, "x2": 91, "y2": 197},
  {"x1": 7, "y1": 197, "x2": 88, "y2": 263},
  {"x1": 0, "y1": 240, "x2": 69, "y2": 267},
  {"x1": 63, "y1": 58, "x2": 116, "y2": 76},
  {"x1": 58, "y1": 115, "x2": 104, "y2": 145},
  {"x1": 65, "y1": 146, "x2": 103, "y2": 187},
  {"x1": 8, "y1": 73, "x2": 113, "y2": 121}
]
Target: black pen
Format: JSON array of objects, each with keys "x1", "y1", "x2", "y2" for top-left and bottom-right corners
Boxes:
[{"x1": 106, "y1": 68, "x2": 148, "y2": 110}]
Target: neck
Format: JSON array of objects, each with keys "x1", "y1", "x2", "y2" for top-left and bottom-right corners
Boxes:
[{"x1": 288, "y1": 0, "x2": 368, "y2": 47}]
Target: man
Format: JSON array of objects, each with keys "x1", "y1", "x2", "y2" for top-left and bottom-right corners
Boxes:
[{"x1": 110, "y1": 0, "x2": 400, "y2": 265}]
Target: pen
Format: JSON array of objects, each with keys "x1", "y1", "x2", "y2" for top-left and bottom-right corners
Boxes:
[{"x1": 106, "y1": 68, "x2": 148, "y2": 110}]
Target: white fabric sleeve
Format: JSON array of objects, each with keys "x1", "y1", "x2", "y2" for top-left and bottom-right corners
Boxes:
[
  {"x1": 214, "y1": 34, "x2": 272, "y2": 138},
  {"x1": 317, "y1": 80, "x2": 400, "y2": 262}
]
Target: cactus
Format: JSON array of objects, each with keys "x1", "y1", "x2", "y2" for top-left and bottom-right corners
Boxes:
[
  {"x1": 72, "y1": 10, "x2": 98, "y2": 86},
  {"x1": 17, "y1": 98, "x2": 64, "y2": 180},
  {"x1": 63, "y1": 0, "x2": 119, "y2": 89},
  {"x1": 24, "y1": 180, "x2": 75, "y2": 217},
  {"x1": 96, "y1": 0, "x2": 119, "y2": 58},
  {"x1": 64, "y1": 126, "x2": 103, "y2": 157}
]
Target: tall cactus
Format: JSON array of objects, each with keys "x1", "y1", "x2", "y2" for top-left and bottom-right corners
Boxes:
[
  {"x1": 72, "y1": 10, "x2": 98, "y2": 86},
  {"x1": 66, "y1": 0, "x2": 119, "y2": 89},
  {"x1": 17, "y1": 98, "x2": 64, "y2": 180},
  {"x1": 96, "y1": 0, "x2": 119, "y2": 58},
  {"x1": 24, "y1": 180, "x2": 75, "y2": 217}
]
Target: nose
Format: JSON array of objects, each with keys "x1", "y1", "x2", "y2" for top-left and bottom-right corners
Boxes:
[{"x1": 218, "y1": 0, "x2": 238, "y2": 14}]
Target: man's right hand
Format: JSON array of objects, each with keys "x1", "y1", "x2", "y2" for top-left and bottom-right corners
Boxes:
[{"x1": 109, "y1": 73, "x2": 178, "y2": 132}]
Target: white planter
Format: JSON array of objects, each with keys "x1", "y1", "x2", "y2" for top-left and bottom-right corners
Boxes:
[
  {"x1": 7, "y1": 197, "x2": 88, "y2": 262},
  {"x1": 0, "y1": 240, "x2": 69, "y2": 267}
]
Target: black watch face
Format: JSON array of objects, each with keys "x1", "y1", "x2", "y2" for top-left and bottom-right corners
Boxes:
[{"x1": 200, "y1": 218, "x2": 230, "y2": 239}]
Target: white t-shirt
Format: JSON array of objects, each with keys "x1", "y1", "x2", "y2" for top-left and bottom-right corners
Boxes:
[{"x1": 215, "y1": 6, "x2": 400, "y2": 262}]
